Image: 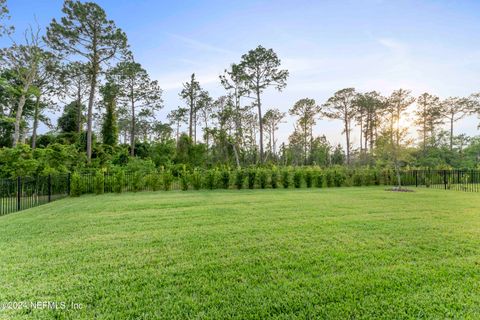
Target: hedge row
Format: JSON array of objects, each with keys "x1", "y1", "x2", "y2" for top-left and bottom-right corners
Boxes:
[{"x1": 70, "y1": 167, "x2": 403, "y2": 197}]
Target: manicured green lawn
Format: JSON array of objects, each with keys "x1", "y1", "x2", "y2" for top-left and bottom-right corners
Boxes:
[{"x1": 1, "y1": 187, "x2": 480, "y2": 319}]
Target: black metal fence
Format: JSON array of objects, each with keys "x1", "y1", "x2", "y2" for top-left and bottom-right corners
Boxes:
[
  {"x1": 400, "y1": 170, "x2": 480, "y2": 192},
  {"x1": 0, "y1": 174, "x2": 70, "y2": 216},
  {"x1": 77, "y1": 171, "x2": 181, "y2": 194},
  {"x1": 1, "y1": 169, "x2": 479, "y2": 217}
]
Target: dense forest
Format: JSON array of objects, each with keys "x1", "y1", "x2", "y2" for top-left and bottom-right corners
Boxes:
[{"x1": 1, "y1": 0, "x2": 480, "y2": 179}]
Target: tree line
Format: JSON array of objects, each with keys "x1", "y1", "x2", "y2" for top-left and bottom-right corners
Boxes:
[{"x1": 0, "y1": 0, "x2": 480, "y2": 179}]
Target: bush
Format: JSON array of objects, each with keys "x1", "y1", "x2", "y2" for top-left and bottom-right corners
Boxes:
[
  {"x1": 304, "y1": 169, "x2": 313, "y2": 188},
  {"x1": 180, "y1": 168, "x2": 189, "y2": 191},
  {"x1": 333, "y1": 170, "x2": 346, "y2": 187},
  {"x1": 258, "y1": 169, "x2": 268, "y2": 189},
  {"x1": 293, "y1": 170, "x2": 303, "y2": 188},
  {"x1": 94, "y1": 171, "x2": 104, "y2": 195},
  {"x1": 315, "y1": 171, "x2": 324, "y2": 188},
  {"x1": 162, "y1": 170, "x2": 174, "y2": 191},
  {"x1": 234, "y1": 169, "x2": 244, "y2": 189},
  {"x1": 132, "y1": 172, "x2": 144, "y2": 192},
  {"x1": 281, "y1": 169, "x2": 291, "y2": 188},
  {"x1": 220, "y1": 169, "x2": 230, "y2": 189},
  {"x1": 425, "y1": 176, "x2": 431, "y2": 188},
  {"x1": 364, "y1": 170, "x2": 374, "y2": 186},
  {"x1": 373, "y1": 170, "x2": 381, "y2": 185},
  {"x1": 353, "y1": 171, "x2": 363, "y2": 186},
  {"x1": 271, "y1": 168, "x2": 279, "y2": 189},
  {"x1": 145, "y1": 172, "x2": 161, "y2": 191},
  {"x1": 113, "y1": 170, "x2": 125, "y2": 193},
  {"x1": 325, "y1": 170, "x2": 334, "y2": 187},
  {"x1": 70, "y1": 172, "x2": 82, "y2": 197},
  {"x1": 205, "y1": 169, "x2": 218, "y2": 190},
  {"x1": 191, "y1": 169, "x2": 202, "y2": 190},
  {"x1": 247, "y1": 168, "x2": 256, "y2": 189}
]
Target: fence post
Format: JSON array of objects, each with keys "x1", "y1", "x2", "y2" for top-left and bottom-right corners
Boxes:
[
  {"x1": 443, "y1": 170, "x2": 447, "y2": 190},
  {"x1": 415, "y1": 171, "x2": 418, "y2": 187},
  {"x1": 48, "y1": 174, "x2": 52, "y2": 202},
  {"x1": 16, "y1": 176, "x2": 21, "y2": 211},
  {"x1": 67, "y1": 173, "x2": 71, "y2": 195}
]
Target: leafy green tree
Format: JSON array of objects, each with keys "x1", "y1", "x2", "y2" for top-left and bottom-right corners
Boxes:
[
  {"x1": 414, "y1": 93, "x2": 442, "y2": 151},
  {"x1": 100, "y1": 81, "x2": 118, "y2": 146},
  {"x1": 30, "y1": 51, "x2": 61, "y2": 149},
  {"x1": 107, "y1": 60, "x2": 162, "y2": 155},
  {"x1": 0, "y1": 0, "x2": 13, "y2": 36},
  {"x1": 323, "y1": 88, "x2": 357, "y2": 165},
  {"x1": 236, "y1": 46, "x2": 289, "y2": 163},
  {"x1": 57, "y1": 61, "x2": 90, "y2": 133},
  {"x1": 1, "y1": 26, "x2": 44, "y2": 146},
  {"x1": 167, "y1": 107, "x2": 189, "y2": 142},
  {"x1": 180, "y1": 73, "x2": 201, "y2": 141},
  {"x1": 151, "y1": 122, "x2": 173, "y2": 143},
  {"x1": 331, "y1": 144, "x2": 345, "y2": 165},
  {"x1": 220, "y1": 63, "x2": 250, "y2": 159},
  {"x1": 262, "y1": 108, "x2": 285, "y2": 157},
  {"x1": 57, "y1": 101, "x2": 85, "y2": 134},
  {"x1": 310, "y1": 135, "x2": 331, "y2": 166},
  {"x1": 387, "y1": 89, "x2": 415, "y2": 147},
  {"x1": 440, "y1": 97, "x2": 472, "y2": 151},
  {"x1": 197, "y1": 90, "x2": 213, "y2": 148},
  {"x1": 0, "y1": 69, "x2": 36, "y2": 147},
  {"x1": 289, "y1": 98, "x2": 321, "y2": 165},
  {"x1": 354, "y1": 91, "x2": 385, "y2": 152},
  {"x1": 46, "y1": 0, "x2": 128, "y2": 162}
]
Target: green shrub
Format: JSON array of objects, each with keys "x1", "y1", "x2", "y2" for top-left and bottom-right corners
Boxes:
[
  {"x1": 104, "y1": 172, "x2": 116, "y2": 192},
  {"x1": 191, "y1": 169, "x2": 202, "y2": 190},
  {"x1": 373, "y1": 170, "x2": 381, "y2": 185},
  {"x1": 94, "y1": 171, "x2": 104, "y2": 195},
  {"x1": 220, "y1": 169, "x2": 230, "y2": 189},
  {"x1": 333, "y1": 170, "x2": 346, "y2": 187},
  {"x1": 180, "y1": 168, "x2": 189, "y2": 191},
  {"x1": 132, "y1": 172, "x2": 144, "y2": 192},
  {"x1": 205, "y1": 169, "x2": 218, "y2": 190},
  {"x1": 425, "y1": 176, "x2": 431, "y2": 188},
  {"x1": 234, "y1": 169, "x2": 244, "y2": 189},
  {"x1": 293, "y1": 170, "x2": 303, "y2": 188},
  {"x1": 353, "y1": 171, "x2": 363, "y2": 186},
  {"x1": 325, "y1": 170, "x2": 334, "y2": 187},
  {"x1": 70, "y1": 172, "x2": 82, "y2": 197},
  {"x1": 271, "y1": 168, "x2": 279, "y2": 189},
  {"x1": 247, "y1": 168, "x2": 256, "y2": 189},
  {"x1": 258, "y1": 169, "x2": 268, "y2": 189},
  {"x1": 113, "y1": 170, "x2": 125, "y2": 193},
  {"x1": 146, "y1": 172, "x2": 161, "y2": 191},
  {"x1": 364, "y1": 170, "x2": 373, "y2": 186},
  {"x1": 162, "y1": 170, "x2": 174, "y2": 191},
  {"x1": 305, "y1": 169, "x2": 313, "y2": 188},
  {"x1": 281, "y1": 169, "x2": 291, "y2": 188},
  {"x1": 315, "y1": 171, "x2": 324, "y2": 188}
]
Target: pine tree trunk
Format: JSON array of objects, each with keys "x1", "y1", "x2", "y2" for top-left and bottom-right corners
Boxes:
[
  {"x1": 345, "y1": 119, "x2": 350, "y2": 165},
  {"x1": 86, "y1": 59, "x2": 98, "y2": 163},
  {"x1": 450, "y1": 115, "x2": 454, "y2": 151},
  {"x1": 31, "y1": 95, "x2": 40, "y2": 150},
  {"x1": 77, "y1": 85, "x2": 82, "y2": 133},
  {"x1": 256, "y1": 89, "x2": 264, "y2": 163},
  {"x1": 189, "y1": 95, "x2": 193, "y2": 139},
  {"x1": 130, "y1": 96, "x2": 135, "y2": 157}
]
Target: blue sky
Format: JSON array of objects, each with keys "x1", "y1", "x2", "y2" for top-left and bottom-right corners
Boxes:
[{"x1": 4, "y1": 0, "x2": 480, "y2": 146}]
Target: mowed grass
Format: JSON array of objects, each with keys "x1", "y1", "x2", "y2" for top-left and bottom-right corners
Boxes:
[{"x1": 1, "y1": 188, "x2": 480, "y2": 319}]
